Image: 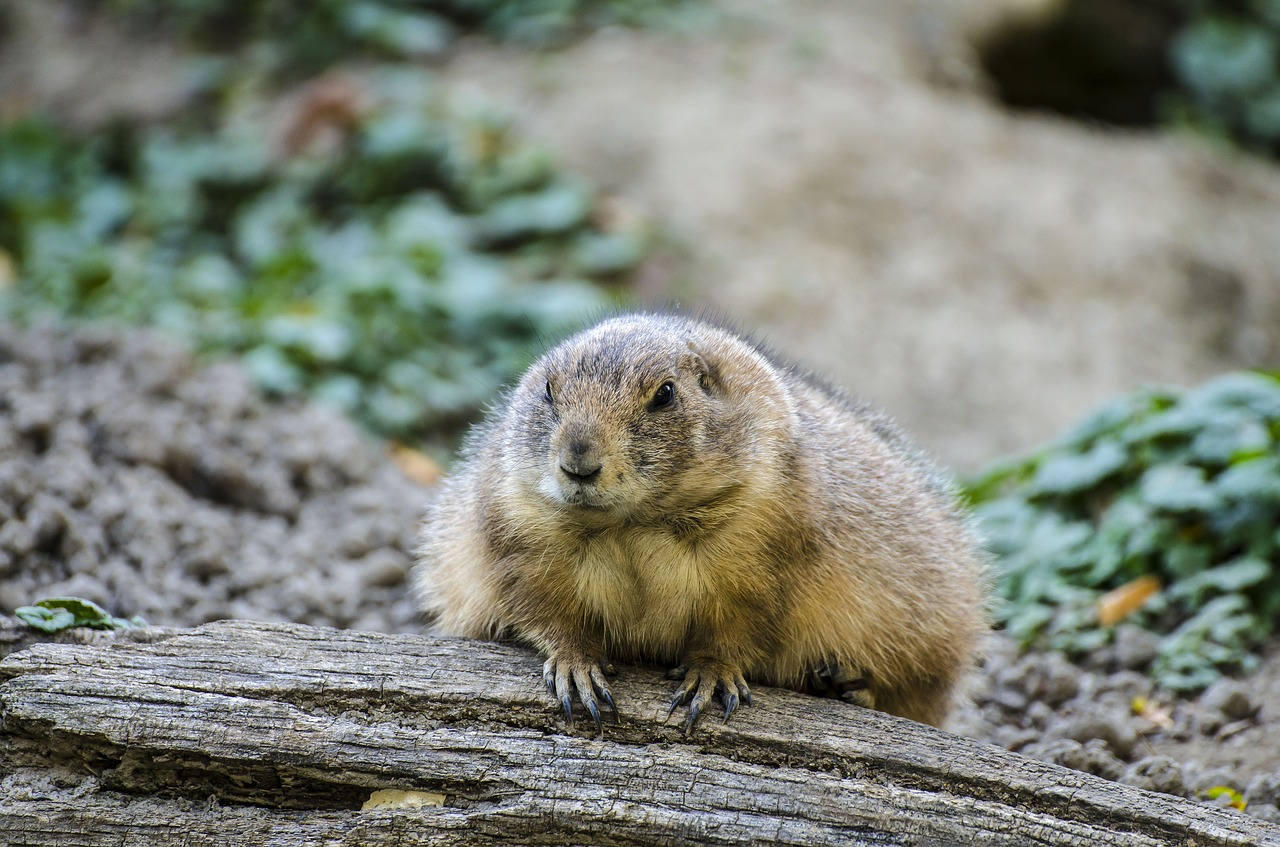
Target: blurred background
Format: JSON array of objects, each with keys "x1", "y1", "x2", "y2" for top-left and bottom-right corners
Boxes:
[
  {"x1": 5, "y1": 0, "x2": 1280, "y2": 813},
  {"x1": 5, "y1": 0, "x2": 1280, "y2": 471}
]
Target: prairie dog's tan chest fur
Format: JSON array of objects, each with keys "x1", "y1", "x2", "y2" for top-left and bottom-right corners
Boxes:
[{"x1": 414, "y1": 313, "x2": 989, "y2": 729}]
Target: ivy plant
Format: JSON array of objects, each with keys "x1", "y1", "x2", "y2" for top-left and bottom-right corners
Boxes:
[
  {"x1": 1169, "y1": 0, "x2": 1280, "y2": 154},
  {"x1": 15, "y1": 598, "x2": 148, "y2": 633},
  {"x1": 969, "y1": 371, "x2": 1280, "y2": 691},
  {"x1": 89, "y1": 0, "x2": 702, "y2": 71},
  {"x1": 0, "y1": 66, "x2": 639, "y2": 447}
]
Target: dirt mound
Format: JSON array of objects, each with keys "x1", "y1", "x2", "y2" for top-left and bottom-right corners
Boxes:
[{"x1": 0, "y1": 322, "x2": 427, "y2": 632}]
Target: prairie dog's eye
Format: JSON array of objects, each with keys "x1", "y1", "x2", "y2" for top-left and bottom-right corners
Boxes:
[
  {"x1": 650, "y1": 381, "x2": 675, "y2": 410},
  {"x1": 544, "y1": 380, "x2": 554, "y2": 404}
]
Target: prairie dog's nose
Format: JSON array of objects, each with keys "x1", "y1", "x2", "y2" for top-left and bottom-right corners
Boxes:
[{"x1": 559, "y1": 440, "x2": 602, "y2": 482}]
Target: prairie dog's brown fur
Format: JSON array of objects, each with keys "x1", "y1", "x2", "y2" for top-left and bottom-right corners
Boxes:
[{"x1": 413, "y1": 313, "x2": 989, "y2": 729}]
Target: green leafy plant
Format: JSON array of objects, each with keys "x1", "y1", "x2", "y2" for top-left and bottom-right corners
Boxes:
[
  {"x1": 1168, "y1": 1, "x2": 1280, "y2": 153},
  {"x1": 15, "y1": 598, "x2": 148, "y2": 633},
  {"x1": 89, "y1": 0, "x2": 701, "y2": 71},
  {"x1": 0, "y1": 66, "x2": 641, "y2": 446},
  {"x1": 969, "y1": 371, "x2": 1280, "y2": 691}
]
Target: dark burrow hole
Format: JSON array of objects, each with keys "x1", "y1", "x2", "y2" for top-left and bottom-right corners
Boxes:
[{"x1": 978, "y1": 0, "x2": 1188, "y2": 127}]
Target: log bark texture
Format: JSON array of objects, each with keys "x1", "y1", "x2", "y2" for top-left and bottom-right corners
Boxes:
[{"x1": 0, "y1": 620, "x2": 1276, "y2": 847}]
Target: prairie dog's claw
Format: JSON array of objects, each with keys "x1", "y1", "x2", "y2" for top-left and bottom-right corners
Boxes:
[
  {"x1": 542, "y1": 653, "x2": 616, "y2": 737},
  {"x1": 666, "y1": 661, "x2": 751, "y2": 734}
]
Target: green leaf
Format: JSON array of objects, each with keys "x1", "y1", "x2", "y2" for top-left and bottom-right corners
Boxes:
[
  {"x1": 1215, "y1": 456, "x2": 1280, "y2": 503},
  {"x1": 1140, "y1": 464, "x2": 1220, "y2": 513},
  {"x1": 962, "y1": 455, "x2": 1035, "y2": 505},
  {"x1": 15, "y1": 605, "x2": 77, "y2": 633},
  {"x1": 263, "y1": 315, "x2": 353, "y2": 363},
  {"x1": 1169, "y1": 594, "x2": 1250, "y2": 639},
  {"x1": 344, "y1": 4, "x2": 453, "y2": 59},
  {"x1": 1170, "y1": 556, "x2": 1271, "y2": 603},
  {"x1": 36, "y1": 596, "x2": 112, "y2": 625},
  {"x1": 1054, "y1": 391, "x2": 1152, "y2": 448},
  {"x1": 1158, "y1": 664, "x2": 1223, "y2": 692},
  {"x1": 1028, "y1": 440, "x2": 1128, "y2": 496},
  {"x1": 1123, "y1": 406, "x2": 1208, "y2": 445},
  {"x1": 572, "y1": 231, "x2": 643, "y2": 275},
  {"x1": 1002, "y1": 603, "x2": 1055, "y2": 645},
  {"x1": 15, "y1": 597, "x2": 145, "y2": 632},
  {"x1": 1172, "y1": 19, "x2": 1277, "y2": 99},
  {"x1": 478, "y1": 182, "x2": 591, "y2": 243},
  {"x1": 1051, "y1": 626, "x2": 1110, "y2": 655},
  {"x1": 1206, "y1": 557, "x2": 1272, "y2": 592},
  {"x1": 1164, "y1": 542, "x2": 1213, "y2": 580},
  {"x1": 1188, "y1": 413, "x2": 1270, "y2": 466},
  {"x1": 243, "y1": 345, "x2": 304, "y2": 395},
  {"x1": 1190, "y1": 372, "x2": 1280, "y2": 418}
]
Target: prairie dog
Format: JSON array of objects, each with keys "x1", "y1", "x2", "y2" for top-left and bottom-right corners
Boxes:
[{"x1": 414, "y1": 313, "x2": 988, "y2": 731}]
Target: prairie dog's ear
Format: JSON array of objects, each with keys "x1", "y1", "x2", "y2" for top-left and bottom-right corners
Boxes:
[
  {"x1": 699, "y1": 355, "x2": 721, "y2": 393},
  {"x1": 683, "y1": 344, "x2": 721, "y2": 394}
]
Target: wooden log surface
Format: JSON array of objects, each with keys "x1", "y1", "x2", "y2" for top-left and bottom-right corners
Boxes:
[{"x1": 0, "y1": 620, "x2": 1276, "y2": 846}]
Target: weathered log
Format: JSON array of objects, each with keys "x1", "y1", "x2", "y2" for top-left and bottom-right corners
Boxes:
[{"x1": 0, "y1": 620, "x2": 1275, "y2": 846}]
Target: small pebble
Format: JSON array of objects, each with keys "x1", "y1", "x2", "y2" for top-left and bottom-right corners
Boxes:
[
  {"x1": 1215, "y1": 719, "x2": 1252, "y2": 741},
  {"x1": 1245, "y1": 772, "x2": 1280, "y2": 809},
  {"x1": 1054, "y1": 711, "x2": 1139, "y2": 760},
  {"x1": 1121, "y1": 756, "x2": 1185, "y2": 797},
  {"x1": 993, "y1": 726, "x2": 1039, "y2": 752},
  {"x1": 1024, "y1": 700, "x2": 1054, "y2": 729},
  {"x1": 990, "y1": 687, "x2": 1028, "y2": 712},
  {"x1": 1112, "y1": 625, "x2": 1160, "y2": 670},
  {"x1": 1186, "y1": 766, "x2": 1242, "y2": 796},
  {"x1": 1037, "y1": 652, "x2": 1081, "y2": 706},
  {"x1": 1026, "y1": 738, "x2": 1124, "y2": 782},
  {"x1": 1100, "y1": 670, "x2": 1153, "y2": 702},
  {"x1": 1199, "y1": 679, "x2": 1258, "y2": 723}
]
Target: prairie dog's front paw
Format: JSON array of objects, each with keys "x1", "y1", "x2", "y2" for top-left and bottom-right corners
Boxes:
[
  {"x1": 666, "y1": 659, "x2": 752, "y2": 733},
  {"x1": 543, "y1": 651, "x2": 617, "y2": 735}
]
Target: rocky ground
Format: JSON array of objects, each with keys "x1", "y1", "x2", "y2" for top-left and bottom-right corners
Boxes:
[
  {"x1": 1, "y1": 322, "x2": 1277, "y2": 821},
  {"x1": 0, "y1": 323, "x2": 427, "y2": 633}
]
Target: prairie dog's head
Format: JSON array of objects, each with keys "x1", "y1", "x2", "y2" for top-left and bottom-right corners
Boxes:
[{"x1": 501, "y1": 314, "x2": 797, "y2": 522}]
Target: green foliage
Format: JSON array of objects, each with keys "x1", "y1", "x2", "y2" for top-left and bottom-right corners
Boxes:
[
  {"x1": 969, "y1": 372, "x2": 1280, "y2": 692},
  {"x1": 89, "y1": 0, "x2": 700, "y2": 71},
  {"x1": 15, "y1": 598, "x2": 148, "y2": 633},
  {"x1": 0, "y1": 67, "x2": 638, "y2": 444},
  {"x1": 1169, "y1": 1, "x2": 1280, "y2": 152}
]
